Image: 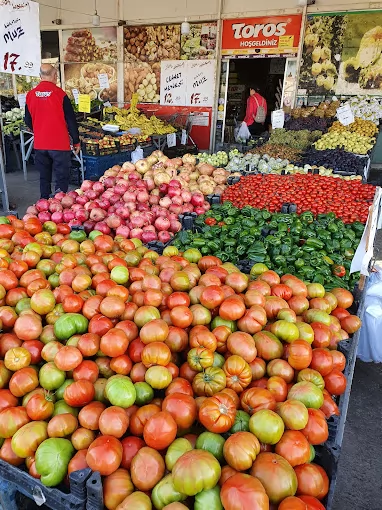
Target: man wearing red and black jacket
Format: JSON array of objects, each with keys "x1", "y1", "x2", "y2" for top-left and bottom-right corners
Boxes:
[{"x1": 24, "y1": 64, "x2": 80, "y2": 199}]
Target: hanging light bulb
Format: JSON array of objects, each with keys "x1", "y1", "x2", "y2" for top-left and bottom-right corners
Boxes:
[
  {"x1": 92, "y1": 0, "x2": 100, "y2": 26},
  {"x1": 181, "y1": 18, "x2": 190, "y2": 35}
]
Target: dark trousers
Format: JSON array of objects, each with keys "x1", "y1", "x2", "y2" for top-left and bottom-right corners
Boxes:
[
  {"x1": 248, "y1": 122, "x2": 266, "y2": 136},
  {"x1": 34, "y1": 150, "x2": 71, "y2": 199}
]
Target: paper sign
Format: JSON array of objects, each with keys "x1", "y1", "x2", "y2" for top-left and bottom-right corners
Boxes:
[
  {"x1": 186, "y1": 60, "x2": 215, "y2": 107},
  {"x1": 190, "y1": 112, "x2": 209, "y2": 127},
  {"x1": 167, "y1": 133, "x2": 176, "y2": 148},
  {"x1": 78, "y1": 94, "x2": 91, "y2": 114},
  {"x1": 272, "y1": 110, "x2": 285, "y2": 129},
  {"x1": 337, "y1": 104, "x2": 354, "y2": 126},
  {"x1": 160, "y1": 61, "x2": 187, "y2": 106},
  {"x1": 72, "y1": 88, "x2": 79, "y2": 105},
  {"x1": 98, "y1": 73, "x2": 110, "y2": 90},
  {"x1": 103, "y1": 101, "x2": 111, "y2": 107},
  {"x1": 17, "y1": 93, "x2": 26, "y2": 108},
  {"x1": 181, "y1": 129, "x2": 187, "y2": 145},
  {"x1": 0, "y1": 0, "x2": 41, "y2": 77}
]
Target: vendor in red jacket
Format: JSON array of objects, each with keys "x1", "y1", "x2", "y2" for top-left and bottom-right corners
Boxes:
[
  {"x1": 244, "y1": 85, "x2": 268, "y2": 137},
  {"x1": 24, "y1": 64, "x2": 80, "y2": 199}
]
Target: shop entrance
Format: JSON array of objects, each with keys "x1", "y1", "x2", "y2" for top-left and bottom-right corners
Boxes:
[{"x1": 219, "y1": 57, "x2": 286, "y2": 145}]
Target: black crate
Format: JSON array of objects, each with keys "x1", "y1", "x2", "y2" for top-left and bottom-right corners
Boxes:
[
  {"x1": 85, "y1": 471, "x2": 103, "y2": 510},
  {"x1": 315, "y1": 444, "x2": 341, "y2": 510},
  {"x1": 206, "y1": 194, "x2": 222, "y2": 205},
  {"x1": 146, "y1": 238, "x2": 174, "y2": 255},
  {"x1": 0, "y1": 461, "x2": 91, "y2": 510}
]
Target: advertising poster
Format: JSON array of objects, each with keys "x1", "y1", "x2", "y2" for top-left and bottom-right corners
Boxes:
[
  {"x1": 221, "y1": 15, "x2": 302, "y2": 57},
  {"x1": 160, "y1": 60, "x2": 187, "y2": 106},
  {"x1": 62, "y1": 27, "x2": 117, "y2": 63},
  {"x1": 186, "y1": 60, "x2": 216, "y2": 107},
  {"x1": 299, "y1": 11, "x2": 382, "y2": 96},
  {"x1": 181, "y1": 22, "x2": 217, "y2": 60},
  {"x1": 64, "y1": 63, "x2": 117, "y2": 102},
  {"x1": 0, "y1": 0, "x2": 41, "y2": 77}
]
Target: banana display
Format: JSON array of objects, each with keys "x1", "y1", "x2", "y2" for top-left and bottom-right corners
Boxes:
[{"x1": 104, "y1": 94, "x2": 176, "y2": 136}]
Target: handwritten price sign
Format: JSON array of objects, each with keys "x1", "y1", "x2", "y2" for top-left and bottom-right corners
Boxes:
[
  {"x1": 186, "y1": 60, "x2": 215, "y2": 107},
  {"x1": 0, "y1": 1, "x2": 41, "y2": 77}
]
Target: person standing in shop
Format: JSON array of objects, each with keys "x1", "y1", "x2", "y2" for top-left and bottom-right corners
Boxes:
[
  {"x1": 244, "y1": 85, "x2": 268, "y2": 137},
  {"x1": 24, "y1": 64, "x2": 80, "y2": 199}
]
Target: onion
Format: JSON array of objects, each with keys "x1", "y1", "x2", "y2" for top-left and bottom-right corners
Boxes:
[
  {"x1": 149, "y1": 195, "x2": 160, "y2": 205},
  {"x1": 171, "y1": 196, "x2": 183, "y2": 206},
  {"x1": 63, "y1": 210, "x2": 75, "y2": 223},
  {"x1": 170, "y1": 220, "x2": 182, "y2": 233},
  {"x1": 169, "y1": 204, "x2": 182, "y2": 215},
  {"x1": 123, "y1": 191, "x2": 136, "y2": 203},
  {"x1": 143, "y1": 224, "x2": 156, "y2": 233},
  {"x1": 159, "y1": 184, "x2": 168, "y2": 194},
  {"x1": 71, "y1": 204, "x2": 82, "y2": 212},
  {"x1": 90, "y1": 208, "x2": 107, "y2": 222},
  {"x1": 181, "y1": 190, "x2": 192, "y2": 203},
  {"x1": 109, "y1": 194, "x2": 120, "y2": 205},
  {"x1": 51, "y1": 211, "x2": 64, "y2": 223},
  {"x1": 143, "y1": 177, "x2": 155, "y2": 191},
  {"x1": 55, "y1": 191, "x2": 66, "y2": 200},
  {"x1": 92, "y1": 182, "x2": 104, "y2": 194},
  {"x1": 137, "y1": 190, "x2": 149, "y2": 203},
  {"x1": 154, "y1": 217, "x2": 171, "y2": 232},
  {"x1": 167, "y1": 187, "x2": 181, "y2": 198},
  {"x1": 61, "y1": 195, "x2": 74, "y2": 209},
  {"x1": 38, "y1": 211, "x2": 51, "y2": 222},
  {"x1": 114, "y1": 183, "x2": 129, "y2": 195},
  {"x1": 114, "y1": 225, "x2": 129, "y2": 238},
  {"x1": 191, "y1": 193, "x2": 204, "y2": 207},
  {"x1": 76, "y1": 195, "x2": 88, "y2": 206},
  {"x1": 130, "y1": 215, "x2": 145, "y2": 229},
  {"x1": 104, "y1": 177, "x2": 116, "y2": 188},
  {"x1": 115, "y1": 206, "x2": 130, "y2": 220},
  {"x1": 156, "y1": 207, "x2": 169, "y2": 218},
  {"x1": 94, "y1": 222, "x2": 111, "y2": 235},
  {"x1": 85, "y1": 190, "x2": 98, "y2": 201},
  {"x1": 182, "y1": 204, "x2": 194, "y2": 213},
  {"x1": 194, "y1": 206, "x2": 205, "y2": 215}
]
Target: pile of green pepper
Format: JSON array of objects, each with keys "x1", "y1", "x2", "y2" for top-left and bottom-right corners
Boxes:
[{"x1": 172, "y1": 201, "x2": 364, "y2": 290}]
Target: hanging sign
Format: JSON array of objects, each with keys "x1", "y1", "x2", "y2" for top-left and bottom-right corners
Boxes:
[
  {"x1": 337, "y1": 104, "x2": 354, "y2": 126},
  {"x1": 181, "y1": 129, "x2": 187, "y2": 145},
  {"x1": 72, "y1": 88, "x2": 79, "y2": 105},
  {"x1": 271, "y1": 110, "x2": 285, "y2": 129},
  {"x1": 17, "y1": 93, "x2": 26, "y2": 108},
  {"x1": 78, "y1": 94, "x2": 91, "y2": 113},
  {"x1": 98, "y1": 73, "x2": 110, "y2": 89},
  {"x1": 167, "y1": 133, "x2": 176, "y2": 147},
  {"x1": 221, "y1": 15, "x2": 302, "y2": 56},
  {"x1": 0, "y1": 0, "x2": 41, "y2": 77},
  {"x1": 160, "y1": 61, "x2": 187, "y2": 106},
  {"x1": 186, "y1": 60, "x2": 215, "y2": 107}
]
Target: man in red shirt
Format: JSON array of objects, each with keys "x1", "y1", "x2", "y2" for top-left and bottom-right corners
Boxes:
[
  {"x1": 244, "y1": 85, "x2": 268, "y2": 137},
  {"x1": 24, "y1": 64, "x2": 80, "y2": 199}
]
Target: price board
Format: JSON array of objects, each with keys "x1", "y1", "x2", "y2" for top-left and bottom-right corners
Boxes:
[
  {"x1": 186, "y1": 60, "x2": 215, "y2": 107},
  {"x1": 337, "y1": 104, "x2": 354, "y2": 126},
  {"x1": 160, "y1": 61, "x2": 187, "y2": 106},
  {"x1": 78, "y1": 94, "x2": 91, "y2": 114},
  {"x1": 271, "y1": 110, "x2": 285, "y2": 129},
  {"x1": 0, "y1": 0, "x2": 41, "y2": 77}
]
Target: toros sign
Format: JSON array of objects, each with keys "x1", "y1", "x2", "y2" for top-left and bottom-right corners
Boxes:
[{"x1": 222, "y1": 15, "x2": 302, "y2": 56}]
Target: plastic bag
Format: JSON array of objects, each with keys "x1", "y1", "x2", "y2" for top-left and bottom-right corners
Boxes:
[
  {"x1": 236, "y1": 122, "x2": 251, "y2": 141},
  {"x1": 131, "y1": 146, "x2": 144, "y2": 164},
  {"x1": 357, "y1": 270, "x2": 382, "y2": 362}
]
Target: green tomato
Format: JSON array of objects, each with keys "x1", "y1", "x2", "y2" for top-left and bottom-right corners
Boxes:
[
  {"x1": 196, "y1": 432, "x2": 225, "y2": 462},
  {"x1": 35, "y1": 438, "x2": 74, "y2": 486},
  {"x1": 287, "y1": 382, "x2": 324, "y2": 409},
  {"x1": 308, "y1": 444, "x2": 316, "y2": 463},
  {"x1": 54, "y1": 313, "x2": 89, "y2": 341},
  {"x1": 249, "y1": 410, "x2": 284, "y2": 445},
  {"x1": 43, "y1": 221, "x2": 57, "y2": 235},
  {"x1": 165, "y1": 438, "x2": 193, "y2": 471},
  {"x1": 69, "y1": 230, "x2": 87, "y2": 242},
  {"x1": 211, "y1": 316, "x2": 237, "y2": 332},
  {"x1": 183, "y1": 248, "x2": 202, "y2": 263},
  {"x1": 195, "y1": 486, "x2": 223, "y2": 510},
  {"x1": 151, "y1": 474, "x2": 187, "y2": 510},
  {"x1": 250, "y1": 263, "x2": 269, "y2": 276},
  {"x1": 0, "y1": 216, "x2": 10, "y2": 224},
  {"x1": 39, "y1": 362, "x2": 66, "y2": 391},
  {"x1": 15, "y1": 297, "x2": 31, "y2": 314},
  {"x1": 11, "y1": 421, "x2": 48, "y2": 458},
  {"x1": 89, "y1": 230, "x2": 102, "y2": 240},
  {"x1": 212, "y1": 352, "x2": 225, "y2": 368},
  {"x1": 229, "y1": 410, "x2": 250, "y2": 434},
  {"x1": 134, "y1": 381, "x2": 154, "y2": 406},
  {"x1": 48, "y1": 273, "x2": 60, "y2": 288},
  {"x1": 110, "y1": 265, "x2": 129, "y2": 284},
  {"x1": 105, "y1": 375, "x2": 136, "y2": 408},
  {"x1": 172, "y1": 450, "x2": 221, "y2": 497},
  {"x1": 130, "y1": 238, "x2": 143, "y2": 248},
  {"x1": 270, "y1": 320, "x2": 300, "y2": 344},
  {"x1": 53, "y1": 400, "x2": 78, "y2": 417},
  {"x1": 55, "y1": 379, "x2": 74, "y2": 401}
]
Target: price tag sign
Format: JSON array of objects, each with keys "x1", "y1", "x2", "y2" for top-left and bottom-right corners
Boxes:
[
  {"x1": 0, "y1": 1, "x2": 41, "y2": 77},
  {"x1": 98, "y1": 73, "x2": 110, "y2": 90},
  {"x1": 17, "y1": 93, "x2": 26, "y2": 108},
  {"x1": 272, "y1": 109, "x2": 285, "y2": 129},
  {"x1": 167, "y1": 133, "x2": 176, "y2": 148},
  {"x1": 103, "y1": 101, "x2": 112, "y2": 107},
  {"x1": 72, "y1": 88, "x2": 79, "y2": 105},
  {"x1": 181, "y1": 129, "x2": 187, "y2": 145},
  {"x1": 337, "y1": 104, "x2": 354, "y2": 126},
  {"x1": 78, "y1": 94, "x2": 91, "y2": 114}
]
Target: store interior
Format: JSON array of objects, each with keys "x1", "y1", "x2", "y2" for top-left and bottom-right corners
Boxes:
[{"x1": 223, "y1": 57, "x2": 286, "y2": 142}]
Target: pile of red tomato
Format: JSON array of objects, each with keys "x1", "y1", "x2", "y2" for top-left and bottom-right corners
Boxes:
[
  {"x1": 222, "y1": 174, "x2": 375, "y2": 223},
  {"x1": 0, "y1": 215, "x2": 362, "y2": 510}
]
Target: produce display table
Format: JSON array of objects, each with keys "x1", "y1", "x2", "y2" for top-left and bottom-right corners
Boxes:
[{"x1": 20, "y1": 130, "x2": 85, "y2": 182}]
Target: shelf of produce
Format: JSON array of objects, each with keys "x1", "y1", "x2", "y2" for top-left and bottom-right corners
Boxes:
[{"x1": 0, "y1": 462, "x2": 91, "y2": 510}]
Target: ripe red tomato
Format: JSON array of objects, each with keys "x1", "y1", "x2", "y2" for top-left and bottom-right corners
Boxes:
[
  {"x1": 64, "y1": 380, "x2": 95, "y2": 407},
  {"x1": 86, "y1": 435, "x2": 123, "y2": 476},
  {"x1": 143, "y1": 410, "x2": 177, "y2": 450},
  {"x1": 162, "y1": 392, "x2": 197, "y2": 430}
]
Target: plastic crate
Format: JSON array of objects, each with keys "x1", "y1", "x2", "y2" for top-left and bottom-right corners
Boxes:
[
  {"x1": 0, "y1": 461, "x2": 91, "y2": 510},
  {"x1": 85, "y1": 472, "x2": 103, "y2": 510},
  {"x1": 315, "y1": 444, "x2": 341, "y2": 510},
  {"x1": 83, "y1": 153, "x2": 129, "y2": 180}
]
